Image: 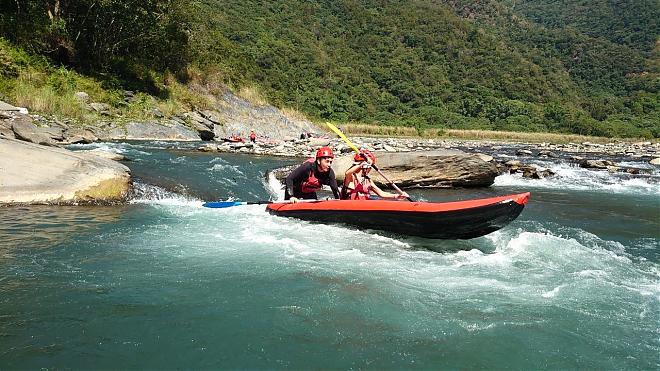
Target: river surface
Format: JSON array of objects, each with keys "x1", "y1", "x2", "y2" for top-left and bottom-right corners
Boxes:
[{"x1": 1, "y1": 141, "x2": 658, "y2": 369}]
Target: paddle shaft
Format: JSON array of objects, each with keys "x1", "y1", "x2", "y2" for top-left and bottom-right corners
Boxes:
[
  {"x1": 370, "y1": 164, "x2": 413, "y2": 202},
  {"x1": 203, "y1": 199, "x2": 320, "y2": 208},
  {"x1": 326, "y1": 123, "x2": 413, "y2": 201}
]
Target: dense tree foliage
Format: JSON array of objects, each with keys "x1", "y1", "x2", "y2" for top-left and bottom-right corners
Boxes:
[
  {"x1": 0, "y1": 0, "x2": 191, "y2": 86},
  {"x1": 188, "y1": 0, "x2": 658, "y2": 137},
  {"x1": 0, "y1": 0, "x2": 657, "y2": 137}
]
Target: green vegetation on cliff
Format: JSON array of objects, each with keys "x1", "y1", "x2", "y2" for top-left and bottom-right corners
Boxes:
[{"x1": 0, "y1": 0, "x2": 658, "y2": 137}]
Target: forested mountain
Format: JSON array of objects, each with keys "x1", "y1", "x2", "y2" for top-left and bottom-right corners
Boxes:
[{"x1": 1, "y1": 0, "x2": 658, "y2": 137}]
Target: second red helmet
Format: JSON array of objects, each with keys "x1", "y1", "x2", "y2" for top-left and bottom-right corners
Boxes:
[{"x1": 353, "y1": 149, "x2": 376, "y2": 164}]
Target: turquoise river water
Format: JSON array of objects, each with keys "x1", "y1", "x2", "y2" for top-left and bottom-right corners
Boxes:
[{"x1": 1, "y1": 141, "x2": 658, "y2": 369}]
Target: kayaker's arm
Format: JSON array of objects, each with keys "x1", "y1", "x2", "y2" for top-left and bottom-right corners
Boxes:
[
  {"x1": 327, "y1": 169, "x2": 340, "y2": 199},
  {"x1": 371, "y1": 183, "x2": 410, "y2": 200},
  {"x1": 344, "y1": 163, "x2": 362, "y2": 182}
]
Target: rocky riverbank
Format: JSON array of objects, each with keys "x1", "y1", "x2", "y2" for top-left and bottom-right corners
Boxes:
[
  {"x1": 199, "y1": 137, "x2": 660, "y2": 187},
  {"x1": 1, "y1": 96, "x2": 658, "y2": 204}
]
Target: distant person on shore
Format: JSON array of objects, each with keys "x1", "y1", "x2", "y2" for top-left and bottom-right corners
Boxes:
[
  {"x1": 249, "y1": 129, "x2": 256, "y2": 143},
  {"x1": 341, "y1": 149, "x2": 409, "y2": 200},
  {"x1": 285, "y1": 147, "x2": 340, "y2": 203}
]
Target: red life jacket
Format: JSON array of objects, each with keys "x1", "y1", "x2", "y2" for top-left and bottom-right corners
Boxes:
[
  {"x1": 300, "y1": 158, "x2": 322, "y2": 193},
  {"x1": 349, "y1": 175, "x2": 371, "y2": 200}
]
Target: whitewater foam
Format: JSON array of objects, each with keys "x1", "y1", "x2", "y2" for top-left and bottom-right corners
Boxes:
[{"x1": 494, "y1": 162, "x2": 660, "y2": 195}]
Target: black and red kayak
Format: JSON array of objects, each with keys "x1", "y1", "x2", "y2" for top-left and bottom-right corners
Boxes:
[{"x1": 266, "y1": 192, "x2": 530, "y2": 239}]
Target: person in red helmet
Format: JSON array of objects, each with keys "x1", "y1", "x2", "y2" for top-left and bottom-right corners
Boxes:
[
  {"x1": 341, "y1": 149, "x2": 410, "y2": 200},
  {"x1": 284, "y1": 146, "x2": 340, "y2": 203}
]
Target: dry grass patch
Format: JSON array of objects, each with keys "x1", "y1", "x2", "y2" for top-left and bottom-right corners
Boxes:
[
  {"x1": 237, "y1": 85, "x2": 268, "y2": 106},
  {"x1": 329, "y1": 123, "x2": 652, "y2": 144},
  {"x1": 281, "y1": 107, "x2": 310, "y2": 122},
  {"x1": 341, "y1": 123, "x2": 419, "y2": 137},
  {"x1": 441, "y1": 129, "x2": 619, "y2": 143}
]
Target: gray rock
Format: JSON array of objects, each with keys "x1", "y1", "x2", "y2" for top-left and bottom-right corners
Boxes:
[
  {"x1": 383, "y1": 144, "x2": 396, "y2": 152},
  {"x1": 538, "y1": 150, "x2": 558, "y2": 158},
  {"x1": 183, "y1": 111, "x2": 215, "y2": 129},
  {"x1": 41, "y1": 126, "x2": 66, "y2": 141},
  {"x1": 74, "y1": 91, "x2": 90, "y2": 102},
  {"x1": 89, "y1": 102, "x2": 111, "y2": 112},
  {"x1": 0, "y1": 137, "x2": 131, "y2": 204},
  {"x1": 476, "y1": 153, "x2": 494, "y2": 162},
  {"x1": 308, "y1": 137, "x2": 330, "y2": 147},
  {"x1": 516, "y1": 149, "x2": 533, "y2": 156},
  {"x1": 186, "y1": 119, "x2": 215, "y2": 141},
  {"x1": 0, "y1": 100, "x2": 22, "y2": 112},
  {"x1": 10, "y1": 115, "x2": 56, "y2": 146},
  {"x1": 579, "y1": 159, "x2": 616, "y2": 169},
  {"x1": 62, "y1": 127, "x2": 98, "y2": 144},
  {"x1": 198, "y1": 143, "x2": 219, "y2": 152},
  {"x1": 0, "y1": 119, "x2": 16, "y2": 139}
]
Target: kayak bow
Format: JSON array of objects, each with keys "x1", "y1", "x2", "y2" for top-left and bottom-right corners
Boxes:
[{"x1": 266, "y1": 192, "x2": 530, "y2": 239}]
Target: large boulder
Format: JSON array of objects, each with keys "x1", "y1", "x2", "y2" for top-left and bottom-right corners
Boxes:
[
  {"x1": 0, "y1": 138, "x2": 131, "y2": 204},
  {"x1": 330, "y1": 150, "x2": 498, "y2": 188},
  {"x1": 10, "y1": 114, "x2": 56, "y2": 146}
]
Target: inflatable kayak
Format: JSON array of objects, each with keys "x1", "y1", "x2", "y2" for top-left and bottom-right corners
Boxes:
[{"x1": 266, "y1": 192, "x2": 530, "y2": 239}]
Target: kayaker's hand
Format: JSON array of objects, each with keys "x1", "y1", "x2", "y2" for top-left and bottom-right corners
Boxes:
[{"x1": 290, "y1": 197, "x2": 299, "y2": 204}]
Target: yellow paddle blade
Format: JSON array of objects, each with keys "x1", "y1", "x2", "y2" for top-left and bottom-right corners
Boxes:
[{"x1": 326, "y1": 123, "x2": 360, "y2": 153}]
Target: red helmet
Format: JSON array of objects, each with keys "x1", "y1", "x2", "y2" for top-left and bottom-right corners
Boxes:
[
  {"x1": 353, "y1": 149, "x2": 376, "y2": 165},
  {"x1": 316, "y1": 146, "x2": 334, "y2": 159}
]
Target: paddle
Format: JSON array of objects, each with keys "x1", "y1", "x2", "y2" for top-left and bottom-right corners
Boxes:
[
  {"x1": 326, "y1": 123, "x2": 414, "y2": 202},
  {"x1": 203, "y1": 199, "x2": 320, "y2": 208}
]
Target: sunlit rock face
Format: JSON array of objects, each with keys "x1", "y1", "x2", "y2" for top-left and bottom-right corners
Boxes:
[{"x1": 0, "y1": 138, "x2": 131, "y2": 204}]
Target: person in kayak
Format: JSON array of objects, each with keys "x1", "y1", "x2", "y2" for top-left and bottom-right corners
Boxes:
[
  {"x1": 285, "y1": 146, "x2": 340, "y2": 203},
  {"x1": 341, "y1": 149, "x2": 410, "y2": 200}
]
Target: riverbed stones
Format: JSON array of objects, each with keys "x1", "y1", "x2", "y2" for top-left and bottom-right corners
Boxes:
[
  {"x1": 0, "y1": 137, "x2": 131, "y2": 204},
  {"x1": 650, "y1": 158, "x2": 660, "y2": 166},
  {"x1": 579, "y1": 159, "x2": 616, "y2": 169}
]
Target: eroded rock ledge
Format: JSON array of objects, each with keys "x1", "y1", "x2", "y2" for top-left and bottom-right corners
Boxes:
[{"x1": 0, "y1": 138, "x2": 131, "y2": 205}]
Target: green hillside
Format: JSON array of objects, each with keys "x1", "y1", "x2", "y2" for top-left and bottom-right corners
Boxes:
[{"x1": 0, "y1": 0, "x2": 658, "y2": 137}]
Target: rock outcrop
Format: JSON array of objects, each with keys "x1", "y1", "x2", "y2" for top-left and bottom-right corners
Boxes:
[
  {"x1": 0, "y1": 138, "x2": 131, "y2": 204},
  {"x1": 208, "y1": 91, "x2": 322, "y2": 140}
]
